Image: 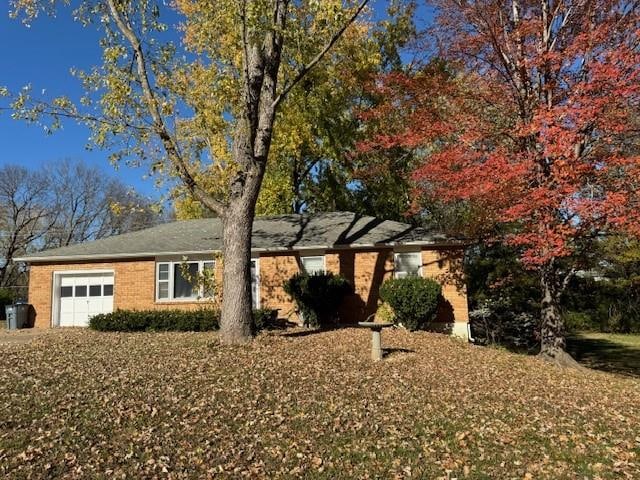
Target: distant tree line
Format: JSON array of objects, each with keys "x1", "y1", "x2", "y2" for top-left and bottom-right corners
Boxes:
[{"x1": 0, "y1": 159, "x2": 161, "y2": 293}]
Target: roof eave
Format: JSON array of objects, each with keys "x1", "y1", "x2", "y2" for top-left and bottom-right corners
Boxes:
[{"x1": 14, "y1": 239, "x2": 466, "y2": 264}]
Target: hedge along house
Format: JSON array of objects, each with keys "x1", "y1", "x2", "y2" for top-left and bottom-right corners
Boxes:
[{"x1": 15, "y1": 211, "x2": 470, "y2": 338}]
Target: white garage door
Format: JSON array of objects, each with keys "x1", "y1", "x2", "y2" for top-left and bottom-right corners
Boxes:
[{"x1": 58, "y1": 273, "x2": 114, "y2": 327}]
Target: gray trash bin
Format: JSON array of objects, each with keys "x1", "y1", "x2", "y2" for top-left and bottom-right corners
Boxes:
[
  {"x1": 14, "y1": 303, "x2": 29, "y2": 329},
  {"x1": 5, "y1": 305, "x2": 17, "y2": 330},
  {"x1": 5, "y1": 303, "x2": 29, "y2": 330}
]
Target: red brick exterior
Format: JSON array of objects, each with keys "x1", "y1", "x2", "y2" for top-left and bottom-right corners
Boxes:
[{"x1": 27, "y1": 247, "x2": 469, "y2": 330}]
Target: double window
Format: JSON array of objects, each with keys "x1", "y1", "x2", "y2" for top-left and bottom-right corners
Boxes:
[
  {"x1": 301, "y1": 255, "x2": 325, "y2": 274},
  {"x1": 156, "y1": 260, "x2": 215, "y2": 301},
  {"x1": 394, "y1": 251, "x2": 422, "y2": 278}
]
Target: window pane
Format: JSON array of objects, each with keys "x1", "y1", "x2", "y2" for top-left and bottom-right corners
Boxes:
[
  {"x1": 158, "y1": 263, "x2": 169, "y2": 281},
  {"x1": 60, "y1": 286, "x2": 73, "y2": 297},
  {"x1": 302, "y1": 256, "x2": 324, "y2": 274},
  {"x1": 395, "y1": 253, "x2": 421, "y2": 277},
  {"x1": 89, "y1": 285, "x2": 102, "y2": 297},
  {"x1": 202, "y1": 262, "x2": 215, "y2": 298},
  {"x1": 251, "y1": 260, "x2": 259, "y2": 309},
  {"x1": 174, "y1": 263, "x2": 198, "y2": 298},
  {"x1": 103, "y1": 284, "x2": 114, "y2": 296},
  {"x1": 75, "y1": 285, "x2": 87, "y2": 297},
  {"x1": 158, "y1": 282, "x2": 169, "y2": 299}
]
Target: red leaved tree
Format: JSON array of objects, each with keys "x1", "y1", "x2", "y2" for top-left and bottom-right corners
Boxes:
[{"x1": 360, "y1": 0, "x2": 640, "y2": 364}]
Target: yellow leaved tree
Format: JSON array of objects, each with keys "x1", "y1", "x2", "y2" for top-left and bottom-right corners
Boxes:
[{"x1": 9, "y1": 0, "x2": 373, "y2": 343}]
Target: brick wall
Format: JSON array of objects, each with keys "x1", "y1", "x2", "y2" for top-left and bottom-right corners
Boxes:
[
  {"x1": 422, "y1": 248, "x2": 469, "y2": 325},
  {"x1": 258, "y1": 253, "x2": 301, "y2": 319},
  {"x1": 27, "y1": 259, "x2": 216, "y2": 328},
  {"x1": 27, "y1": 246, "x2": 469, "y2": 330},
  {"x1": 326, "y1": 249, "x2": 394, "y2": 323},
  {"x1": 257, "y1": 247, "x2": 468, "y2": 325}
]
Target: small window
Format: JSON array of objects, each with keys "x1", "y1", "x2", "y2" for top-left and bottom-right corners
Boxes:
[
  {"x1": 89, "y1": 285, "x2": 102, "y2": 297},
  {"x1": 394, "y1": 252, "x2": 422, "y2": 278},
  {"x1": 75, "y1": 285, "x2": 87, "y2": 297},
  {"x1": 301, "y1": 256, "x2": 325, "y2": 274},
  {"x1": 60, "y1": 286, "x2": 73, "y2": 297},
  {"x1": 158, "y1": 263, "x2": 169, "y2": 280},
  {"x1": 251, "y1": 259, "x2": 260, "y2": 309},
  {"x1": 157, "y1": 263, "x2": 170, "y2": 300},
  {"x1": 157, "y1": 282, "x2": 169, "y2": 299},
  {"x1": 103, "y1": 284, "x2": 114, "y2": 296}
]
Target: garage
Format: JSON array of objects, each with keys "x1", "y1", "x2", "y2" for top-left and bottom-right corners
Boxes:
[{"x1": 55, "y1": 272, "x2": 114, "y2": 327}]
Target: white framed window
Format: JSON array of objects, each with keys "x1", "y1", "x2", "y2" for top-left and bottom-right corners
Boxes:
[
  {"x1": 394, "y1": 251, "x2": 422, "y2": 278},
  {"x1": 251, "y1": 258, "x2": 260, "y2": 309},
  {"x1": 156, "y1": 260, "x2": 215, "y2": 301},
  {"x1": 301, "y1": 255, "x2": 325, "y2": 274}
]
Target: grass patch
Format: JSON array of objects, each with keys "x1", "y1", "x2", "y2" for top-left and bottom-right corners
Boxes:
[
  {"x1": 574, "y1": 332, "x2": 640, "y2": 348},
  {"x1": 0, "y1": 328, "x2": 639, "y2": 478},
  {"x1": 567, "y1": 331, "x2": 640, "y2": 378}
]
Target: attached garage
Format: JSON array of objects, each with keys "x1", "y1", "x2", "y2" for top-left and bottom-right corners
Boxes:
[{"x1": 53, "y1": 271, "x2": 114, "y2": 327}]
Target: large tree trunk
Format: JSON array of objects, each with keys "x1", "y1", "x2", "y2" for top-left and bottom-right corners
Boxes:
[
  {"x1": 219, "y1": 200, "x2": 255, "y2": 344},
  {"x1": 539, "y1": 266, "x2": 582, "y2": 368},
  {"x1": 539, "y1": 267, "x2": 565, "y2": 357},
  {"x1": 103, "y1": 0, "x2": 369, "y2": 344}
]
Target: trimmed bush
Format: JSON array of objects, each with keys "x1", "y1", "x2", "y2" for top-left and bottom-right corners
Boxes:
[
  {"x1": 379, "y1": 277, "x2": 441, "y2": 331},
  {"x1": 283, "y1": 272, "x2": 353, "y2": 328},
  {"x1": 89, "y1": 308, "x2": 220, "y2": 332},
  {"x1": 252, "y1": 308, "x2": 279, "y2": 333},
  {"x1": 374, "y1": 302, "x2": 396, "y2": 324}
]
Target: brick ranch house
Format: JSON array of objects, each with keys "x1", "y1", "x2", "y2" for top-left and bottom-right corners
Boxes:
[{"x1": 15, "y1": 212, "x2": 470, "y2": 338}]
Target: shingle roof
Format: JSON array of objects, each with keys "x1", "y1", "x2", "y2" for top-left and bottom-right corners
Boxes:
[{"x1": 16, "y1": 211, "x2": 460, "y2": 262}]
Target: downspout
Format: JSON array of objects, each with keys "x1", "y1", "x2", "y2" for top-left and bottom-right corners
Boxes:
[{"x1": 467, "y1": 321, "x2": 476, "y2": 343}]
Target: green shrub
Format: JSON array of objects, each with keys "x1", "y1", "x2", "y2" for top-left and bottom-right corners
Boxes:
[
  {"x1": 0, "y1": 288, "x2": 16, "y2": 321},
  {"x1": 89, "y1": 308, "x2": 220, "y2": 332},
  {"x1": 252, "y1": 308, "x2": 279, "y2": 333},
  {"x1": 563, "y1": 310, "x2": 597, "y2": 332},
  {"x1": 283, "y1": 272, "x2": 353, "y2": 328},
  {"x1": 470, "y1": 300, "x2": 539, "y2": 350},
  {"x1": 374, "y1": 302, "x2": 396, "y2": 324},
  {"x1": 379, "y1": 277, "x2": 441, "y2": 331}
]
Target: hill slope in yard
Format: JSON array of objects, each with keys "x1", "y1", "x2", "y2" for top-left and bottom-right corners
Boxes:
[{"x1": 0, "y1": 328, "x2": 638, "y2": 479}]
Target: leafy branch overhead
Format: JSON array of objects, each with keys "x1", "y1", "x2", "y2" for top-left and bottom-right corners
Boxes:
[
  {"x1": 7, "y1": 0, "x2": 373, "y2": 343},
  {"x1": 7, "y1": 0, "x2": 371, "y2": 217}
]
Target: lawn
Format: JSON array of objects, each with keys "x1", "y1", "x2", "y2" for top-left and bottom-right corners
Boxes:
[
  {"x1": 567, "y1": 332, "x2": 640, "y2": 378},
  {"x1": 0, "y1": 329, "x2": 638, "y2": 479}
]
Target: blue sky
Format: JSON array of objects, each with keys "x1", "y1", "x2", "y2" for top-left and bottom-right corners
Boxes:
[{"x1": 0, "y1": 1, "x2": 430, "y2": 200}]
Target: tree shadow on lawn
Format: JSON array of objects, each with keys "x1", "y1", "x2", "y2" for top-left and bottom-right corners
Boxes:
[
  {"x1": 566, "y1": 334, "x2": 640, "y2": 378},
  {"x1": 383, "y1": 347, "x2": 415, "y2": 358},
  {"x1": 279, "y1": 324, "x2": 357, "y2": 338}
]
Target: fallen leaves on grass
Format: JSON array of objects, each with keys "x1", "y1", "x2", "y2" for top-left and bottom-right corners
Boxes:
[{"x1": 0, "y1": 328, "x2": 638, "y2": 479}]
